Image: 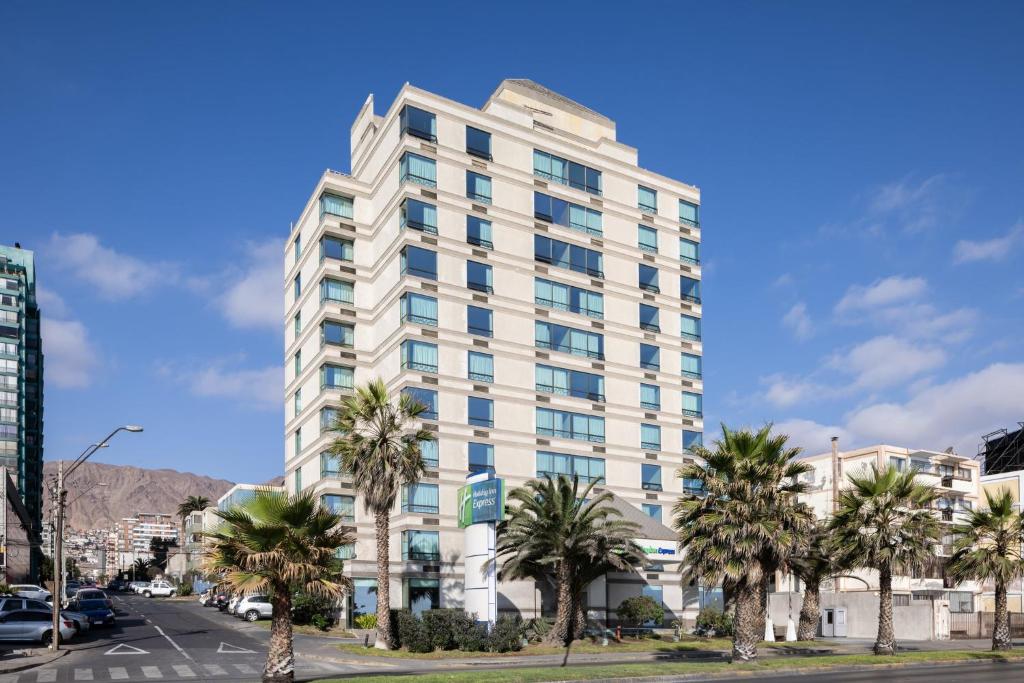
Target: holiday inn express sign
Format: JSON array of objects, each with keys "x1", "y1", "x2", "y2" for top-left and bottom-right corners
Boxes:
[{"x1": 457, "y1": 478, "x2": 505, "y2": 528}]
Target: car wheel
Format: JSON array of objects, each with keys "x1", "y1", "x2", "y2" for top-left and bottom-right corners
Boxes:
[
  {"x1": 73, "y1": 621, "x2": 81, "y2": 633},
  {"x1": 41, "y1": 630, "x2": 55, "y2": 647},
  {"x1": 245, "y1": 610, "x2": 259, "y2": 622},
  {"x1": 143, "y1": 591, "x2": 152, "y2": 598}
]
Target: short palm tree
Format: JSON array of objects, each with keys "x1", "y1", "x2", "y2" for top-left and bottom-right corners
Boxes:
[
  {"x1": 673, "y1": 424, "x2": 813, "y2": 662},
  {"x1": 829, "y1": 464, "x2": 939, "y2": 655},
  {"x1": 789, "y1": 521, "x2": 844, "y2": 641},
  {"x1": 946, "y1": 490, "x2": 1024, "y2": 651},
  {"x1": 177, "y1": 495, "x2": 211, "y2": 549},
  {"x1": 326, "y1": 378, "x2": 434, "y2": 650},
  {"x1": 130, "y1": 557, "x2": 153, "y2": 581},
  {"x1": 205, "y1": 488, "x2": 353, "y2": 683},
  {"x1": 495, "y1": 475, "x2": 645, "y2": 652}
]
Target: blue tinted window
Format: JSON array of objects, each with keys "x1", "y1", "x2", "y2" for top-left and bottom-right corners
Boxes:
[
  {"x1": 640, "y1": 384, "x2": 661, "y2": 410},
  {"x1": 681, "y1": 315, "x2": 701, "y2": 340},
  {"x1": 399, "y1": 152, "x2": 437, "y2": 187},
  {"x1": 469, "y1": 442, "x2": 494, "y2": 474},
  {"x1": 320, "y1": 364, "x2": 354, "y2": 390},
  {"x1": 641, "y1": 462, "x2": 662, "y2": 489},
  {"x1": 467, "y1": 216, "x2": 493, "y2": 249},
  {"x1": 534, "y1": 235, "x2": 603, "y2": 277},
  {"x1": 468, "y1": 397, "x2": 494, "y2": 428},
  {"x1": 535, "y1": 364, "x2": 605, "y2": 402},
  {"x1": 321, "y1": 235, "x2": 353, "y2": 262},
  {"x1": 640, "y1": 343, "x2": 660, "y2": 370},
  {"x1": 534, "y1": 278, "x2": 603, "y2": 318},
  {"x1": 679, "y1": 199, "x2": 700, "y2": 227},
  {"x1": 641, "y1": 504, "x2": 662, "y2": 521},
  {"x1": 467, "y1": 261, "x2": 493, "y2": 292},
  {"x1": 466, "y1": 171, "x2": 492, "y2": 203},
  {"x1": 533, "y1": 192, "x2": 602, "y2": 236},
  {"x1": 682, "y1": 392, "x2": 703, "y2": 417},
  {"x1": 638, "y1": 225, "x2": 658, "y2": 253},
  {"x1": 535, "y1": 321, "x2": 604, "y2": 360},
  {"x1": 680, "y1": 276, "x2": 701, "y2": 303},
  {"x1": 401, "y1": 246, "x2": 437, "y2": 280},
  {"x1": 533, "y1": 150, "x2": 602, "y2": 195},
  {"x1": 401, "y1": 340, "x2": 438, "y2": 373},
  {"x1": 468, "y1": 351, "x2": 493, "y2": 382},
  {"x1": 536, "y1": 408, "x2": 605, "y2": 443},
  {"x1": 402, "y1": 483, "x2": 439, "y2": 514},
  {"x1": 467, "y1": 306, "x2": 493, "y2": 337},
  {"x1": 639, "y1": 264, "x2": 660, "y2": 292},
  {"x1": 401, "y1": 293, "x2": 438, "y2": 326},
  {"x1": 401, "y1": 198, "x2": 438, "y2": 234},
  {"x1": 402, "y1": 387, "x2": 438, "y2": 420},
  {"x1": 683, "y1": 430, "x2": 703, "y2": 453},
  {"x1": 680, "y1": 238, "x2": 700, "y2": 264},
  {"x1": 641, "y1": 425, "x2": 662, "y2": 452},
  {"x1": 638, "y1": 185, "x2": 658, "y2": 213},
  {"x1": 536, "y1": 451, "x2": 605, "y2": 483},
  {"x1": 639, "y1": 304, "x2": 660, "y2": 332},
  {"x1": 320, "y1": 193, "x2": 354, "y2": 219},
  {"x1": 400, "y1": 105, "x2": 436, "y2": 142},
  {"x1": 403, "y1": 530, "x2": 440, "y2": 560},
  {"x1": 466, "y1": 127, "x2": 492, "y2": 159},
  {"x1": 321, "y1": 321, "x2": 354, "y2": 347}
]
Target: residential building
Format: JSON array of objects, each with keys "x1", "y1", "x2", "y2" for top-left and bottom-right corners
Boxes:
[
  {"x1": 284, "y1": 79, "x2": 703, "y2": 625},
  {"x1": 115, "y1": 513, "x2": 179, "y2": 562},
  {"x1": 182, "y1": 505, "x2": 220, "y2": 579},
  {"x1": 217, "y1": 483, "x2": 283, "y2": 512},
  {"x1": 0, "y1": 466, "x2": 43, "y2": 583},
  {"x1": 0, "y1": 244, "x2": 44, "y2": 543},
  {"x1": 979, "y1": 468, "x2": 1024, "y2": 612}
]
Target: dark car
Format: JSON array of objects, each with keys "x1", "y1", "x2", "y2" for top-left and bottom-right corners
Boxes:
[
  {"x1": 66, "y1": 599, "x2": 115, "y2": 627},
  {"x1": 215, "y1": 593, "x2": 231, "y2": 611},
  {"x1": 106, "y1": 580, "x2": 124, "y2": 592}
]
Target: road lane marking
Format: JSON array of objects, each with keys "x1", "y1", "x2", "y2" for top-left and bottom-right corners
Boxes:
[
  {"x1": 141, "y1": 665, "x2": 163, "y2": 678},
  {"x1": 202, "y1": 664, "x2": 228, "y2": 676},
  {"x1": 172, "y1": 665, "x2": 196, "y2": 678},
  {"x1": 105, "y1": 643, "x2": 148, "y2": 655},
  {"x1": 233, "y1": 664, "x2": 258, "y2": 674},
  {"x1": 35, "y1": 671, "x2": 57, "y2": 682},
  {"x1": 73, "y1": 669, "x2": 94, "y2": 681},
  {"x1": 153, "y1": 624, "x2": 194, "y2": 661},
  {"x1": 217, "y1": 641, "x2": 257, "y2": 654},
  {"x1": 108, "y1": 667, "x2": 129, "y2": 680}
]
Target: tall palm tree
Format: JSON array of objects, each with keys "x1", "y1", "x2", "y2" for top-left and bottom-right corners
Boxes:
[
  {"x1": 177, "y1": 495, "x2": 211, "y2": 547},
  {"x1": 495, "y1": 474, "x2": 645, "y2": 652},
  {"x1": 326, "y1": 378, "x2": 434, "y2": 650},
  {"x1": 829, "y1": 464, "x2": 939, "y2": 656},
  {"x1": 789, "y1": 521, "x2": 842, "y2": 641},
  {"x1": 946, "y1": 490, "x2": 1024, "y2": 651},
  {"x1": 130, "y1": 557, "x2": 152, "y2": 581},
  {"x1": 204, "y1": 488, "x2": 352, "y2": 683},
  {"x1": 673, "y1": 424, "x2": 813, "y2": 662}
]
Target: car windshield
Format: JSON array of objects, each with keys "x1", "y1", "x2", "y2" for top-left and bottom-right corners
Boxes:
[{"x1": 79, "y1": 600, "x2": 107, "y2": 609}]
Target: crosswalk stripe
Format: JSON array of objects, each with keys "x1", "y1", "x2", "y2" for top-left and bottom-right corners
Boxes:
[
  {"x1": 74, "y1": 669, "x2": 94, "y2": 681},
  {"x1": 108, "y1": 667, "x2": 129, "y2": 680},
  {"x1": 0, "y1": 675, "x2": 19, "y2": 683},
  {"x1": 202, "y1": 664, "x2": 228, "y2": 676},
  {"x1": 233, "y1": 664, "x2": 258, "y2": 674},
  {"x1": 141, "y1": 666, "x2": 163, "y2": 679},
  {"x1": 35, "y1": 671, "x2": 57, "y2": 682},
  {"x1": 172, "y1": 665, "x2": 196, "y2": 678}
]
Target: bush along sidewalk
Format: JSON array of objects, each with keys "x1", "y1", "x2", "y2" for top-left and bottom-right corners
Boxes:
[{"x1": 383, "y1": 609, "x2": 527, "y2": 654}]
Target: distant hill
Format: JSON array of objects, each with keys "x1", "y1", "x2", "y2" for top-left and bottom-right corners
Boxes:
[{"x1": 41, "y1": 461, "x2": 235, "y2": 531}]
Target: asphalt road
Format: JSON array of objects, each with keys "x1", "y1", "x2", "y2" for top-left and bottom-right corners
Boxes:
[
  {"x1": 713, "y1": 660, "x2": 1024, "y2": 682},
  {"x1": 6, "y1": 593, "x2": 357, "y2": 682}
]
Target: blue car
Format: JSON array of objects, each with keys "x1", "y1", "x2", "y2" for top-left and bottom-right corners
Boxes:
[{"x1": 67, "y1": 599, "x2": 115, "y2": 627}]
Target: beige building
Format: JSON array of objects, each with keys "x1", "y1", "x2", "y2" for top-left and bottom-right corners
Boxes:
[
  {"x1": 284, "y1": 80, "x2": 704, "y2": 624},
  {"x1": 115, "y1": 512, "x2": 178, "y2": 565},
  {"x1": 979, "y1": 469, "x2": 1024, "y2": 612}
]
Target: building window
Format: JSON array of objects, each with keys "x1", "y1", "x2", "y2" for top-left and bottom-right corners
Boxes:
[
  {"x1": 888, "y1": 456, "x2": 906, "y2": 472},
  {"x1": 321, "y1": 452, "x2": 342, "y2": 478},
  {"x1": 679, "y1": 199, "x2": 700, "y2": 227},
  {"x1": 466, "y1": 126, "x2": 492, "y2": 160},
  {"x1": 534, "y1": 192, "x2": 603, "y2": 236},
  {"x1": 466, "y1": 171, "x2": 492, "y2": 204},
  {"x1": 400, "y1": 292, "x2": 438, "y2": 326},
  {"x1": 337, "y1": 544, "x2": 355, "y2": 560},
  {"x1": 639, "y1": 303, "x2": 660, "y2": 332},
  {"x1": 294, "y1": 351, "x2": 302, "y2": 375},
  {"x1": 680, "y1": 276, "x2": 701, "y2": 304},
  {"x1": 683, "y1": 430, "x2": 703, "y2": 453},
  {"x1": 680, "y1": 238, "x2": 700, "y2": 265},
  {"x1": 533, "y1": 150, "x2": 602, "y2": 195},
  {"x1": 534, "y1": 278, "x2": 603, "y2": 319},
  {"x1": 681, "y1": 353, "x2": 702, "y2": 379},
  {"x1": 399, "y1": 152, "x2": 437, "y2": 188},
  {"x1": 294, "y1": 429, "x2": 302, "y2": 455},
  {"x1": 640, "y1": 384, "x2": 661, "y2": 410},
  {"x1": 638, "y1": 264, "x2": 660, "y2": 293},
  {"x1": 469, "y1": 442, "x2": 494, "y2": 475},
  {"x1": 419, "y1": 438, "x2": 439, "y2": 469},
  {"x1": 641, "y1": 425, "x2": 662, "y2": 452},
  {"x1": 467, "y1": 216, "x2": 493, "y2": 249},
  {"x1": 399, "y1": 105, "x2": 437, "y2": 142},
  {"x1": 320, "y1": 235, "x2": 353, "y2": 262},
  {"x1": 638, "y1": 185, "x2": 658, "y2": 214},
  {"x1": 293, "y1": 389, "x2": 302, "y2": 415},
  {"x1": 641, "y1": 504, "x2": 662, "y2": 522},
  {"x1": 320, "y1": 278, "x2": 354, "y2": 305},
  {"x1": 640, "y1": 343, "x2": 660, "y2": 370},
  {"x1": 468, "y1": 351, "x2": 494, "y2": 382},
  {"x1": 536, "y1": 407, "x2": 605, "y2": 443},
  {"x1": 682, "y1": 392, "x2": 703, "y2": 418},
  {"x1": 402, "y1": 387, "x2": 438, "y2": 420},
  {"x1": 402, "y1": 484, "x2": 439, "y2": 514},
  {"x1": 642, "y1": 462, "x2": 663, "y2": 490},
  {"x1": 536, "y1": 364, "x2": 605, "y2": 402},
  {"x1": 402, "y1": 530, "x2": 440, "y2": 561},
  {"x1": 293, "y1": 312, "x2": 301, "y2": 337},
  {"x1": 320, "y1": 193, "x2": 354, "y2": 220},
  {"x1": 320, "y1": 364, "x2": 354, "y2": 390},
  {"x1": 534, "y1": 235, "x2": 603, "y2": 277},
  {"x1": 294, "y1": 468, "x2": 302, "y2": 495},
  {"x1": 320, "y1": 406, "x2": 338, "y2": 431},
  {"x1": 405, "y1": 578, "x2": 440, "y2": 615},
  {"x1": 681, "y1": 315, "x2": 701, "y2": 341},
  {"x1": 321, "y1": 321, "x2": 354, "y2": 347},
  {"x1": 322, "y1": 494, "x2": 355, "y2": 523},
  {"x1": 401, "y1": 245, "x2": 437, "y2": 280},
  {"x1": 466, "y1": 261, "x2": 493, "y2": 293},
  {"x1": 351, "y1": 579, "x2": 377, "y2": 618},
  {"x1": 468, "y1": 396, "x2": 494, "y2": 428},
  {"x1": 293, "y1": 274, "x2": 302, "y2": 300},
  {"x1": 467, "y1": 306, "x2": 493, "y2": 337},
  {"x1": 536, "y1": 451, "x2": 605, "y2": 484},
  {"x1": 535, "y1": 321, "x2": 604, "y2": 360},
  {"x1": 401, "y1": 340, "x2": 438, "y2": 373},
  {"x1": 638, "y1": 225, "x2": 658, "y2": 253},
  {"x1": 293, "y1": 235, "x2": 301, "y2": 264},
  {"x1": 400, "y1": 198, "x2": 438, "y2": 234}
]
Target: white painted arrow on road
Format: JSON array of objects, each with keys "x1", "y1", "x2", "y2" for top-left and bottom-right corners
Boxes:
[
  {"x1": 217, "y1": 642, "x2": 257, "y2": 654},
  {"x1": 105, "y1": 643, "x2": 149, "y2": 655}
]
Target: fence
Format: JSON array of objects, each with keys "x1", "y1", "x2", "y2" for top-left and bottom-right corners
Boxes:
[{"x1": 949, "y1": 612, "x2": 1024, "y2": 639}]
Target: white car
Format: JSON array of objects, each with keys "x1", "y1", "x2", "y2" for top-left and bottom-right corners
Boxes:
[
  {"x1": 141, "y1": 581, "x2": 175, "y2": 598},
  {"x1": 10, "y1": 585, "x2": 51, "y2": 602},
  {"x1": 233, "y1": 595, "x2": 272, "y2": 622}
]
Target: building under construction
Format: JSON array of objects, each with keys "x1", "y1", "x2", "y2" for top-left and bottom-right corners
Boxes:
[{"x1": 979, "y1": 423, "x2": 1024, "y2": 475}]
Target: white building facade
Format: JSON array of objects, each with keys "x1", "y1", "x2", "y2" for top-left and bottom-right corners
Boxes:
[{"x1": 284, "y1": 80, "x2": 704, "y2": 625}]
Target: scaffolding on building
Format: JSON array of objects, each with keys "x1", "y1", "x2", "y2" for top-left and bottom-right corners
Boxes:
[{"x1": 977, "y1": 422, "x2": 1024, "y2": 475}]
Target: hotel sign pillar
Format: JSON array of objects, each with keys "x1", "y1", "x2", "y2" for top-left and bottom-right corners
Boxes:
[{"x1": 458, "y1": 473, "x2": 505, "y2": 626}]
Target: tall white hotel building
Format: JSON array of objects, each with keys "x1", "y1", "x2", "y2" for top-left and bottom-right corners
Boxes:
[{"x1": 284, "y1": 80, "x2": 705, "y2": 625}]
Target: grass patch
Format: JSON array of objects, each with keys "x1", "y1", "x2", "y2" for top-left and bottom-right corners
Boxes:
[
  {"x1": 250, "y1": 621, "x2": 354, "y2": 638},
  {"x1": 337, "y1": 635, "x2": 736, "y2": 659},
  {"x1": 316, "y1": 649, "x2": 1024, "y2": 682}
]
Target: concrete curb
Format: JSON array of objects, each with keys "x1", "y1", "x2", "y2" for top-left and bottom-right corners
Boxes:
[{"x1": 0, "y1": 648, "x2": 68, "y2": 674}]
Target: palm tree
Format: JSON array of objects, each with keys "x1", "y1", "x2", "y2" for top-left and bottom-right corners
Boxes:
[
  {"x1": 204, "y1": 488, "x2": 352, "y2": 683},
  {"x1": 495, "y1": 474, "x2": 645, "y2": 653},
  {"x1": 673, "y1": 424, "x2": 813, "y2": 662},
  {"x1": 130, "y1": 557, "x2": 153, "y2": 581},
  {"x1": 829, "y1": 464, "x2": 939, "y2": 656},
  {"x1": 326, "y1": 378, "x2": 434, "y2": 650},
  {"x1": 946, "y1": 490, "x2": 1024, "y2": 651},
  {"x1": 789, "y1": 521, "x2": 841, "y2": 641},
  {"x1": 177, "y1": 495, "x2": 211, "y2": 548}
]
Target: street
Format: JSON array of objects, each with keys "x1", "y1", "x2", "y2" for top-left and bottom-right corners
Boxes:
[
  {"x1": 3, "y1": 593, "x2": 360, "y2": 682},
  {"x1": 714, "y1": 660, "x2": 1024, "y2": 682}
]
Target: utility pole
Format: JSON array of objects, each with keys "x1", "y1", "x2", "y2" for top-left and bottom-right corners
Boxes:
[
  {"x1": 50, "y1": 460, "x2": 64, "y2": 649},
  {"x1": 830, "y1": 436, "x2": 840, "y2": 513}
]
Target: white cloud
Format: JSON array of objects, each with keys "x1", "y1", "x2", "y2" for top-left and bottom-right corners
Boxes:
[
  {"x1": 41, "y1": 318, "x2": 99, "y2": 389},
  {"x1": 35, "y1": 286, "x2": 68, "y2": 318},
  {"x1": 953, "y1": 222, "x2": 1023, "y2": 264},
  {"x1": 835, "y1": 276, "x2": 928, "y2": 315},
  {"x1": 829, "y1": 335, "x2": 947, "y2": 390},
  {"x1": 867, "y1": 175, "x2": 950, "y2": 234},
  {"x1": 170, "y1": 360, "x2": 281, "y2": 409},
  {"x1": 45, "y1": 233, "x2": 173, "y2": 300},
  {"x1": 772, "y1": 273, "x2": 794, "y2": 288},
  {"x1": 762, "y1": 374, "x2": 828, "y2": 409},
  {"x1": 214, "y1": 240, "x2": 282, "y2": 330},
  {"x1": 774, "y1": 419, "x2": 852, "y2": 458},
  {"x1": 782, "y1": 302, "x2": 813, "y2": 340}
]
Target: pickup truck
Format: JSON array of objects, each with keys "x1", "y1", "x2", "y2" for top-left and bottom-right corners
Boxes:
[{"x1": 141, "y1": 581, "x2": 176, "y2": 598}]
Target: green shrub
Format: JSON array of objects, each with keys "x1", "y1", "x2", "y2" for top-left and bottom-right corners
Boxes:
[
  {"x1": 177, "y1": 582, "x2": 193, "y2": 597},
  {"x1": 354, "y1": 613, "x2": 377, "y2": 630},
  {"x1": 395, "y1": 610, "x2": 433, "y2": 653},
  {"x1": 456, "y1": 622, "x2": 489, "y2": 652},
  {"x1": 524, "y1": 617, "x2": 553, "y2": 643},
  {"x1": 422, "y1": 609, "x2": 476, "y2": 651},
  {"x1": 310, "y1": 613, "x2": 331, "y2": 631},
  {"x1": 694, "y1": 607, "x2": 734, "y2": 637},
  {"x1": 0, "y1": 583, "x2": 10, "y2": 596},
  {"x1": 487, "y1": 615, "x2": 524, "y2": 652},
  {"x1": 617, "y1": 596, "x2": 664, "y2": 629},
  {"x1": 292, "y1": 592, "x2": 336, "y2": 627}
]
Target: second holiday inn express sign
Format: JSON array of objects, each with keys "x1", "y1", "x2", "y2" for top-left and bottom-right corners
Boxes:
[{"x1": 458, "y1": 479, "x2": 505, "y2": 528}]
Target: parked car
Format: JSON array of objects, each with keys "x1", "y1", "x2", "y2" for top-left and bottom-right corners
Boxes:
[
  {"x1": 129, "y1": 581, "x2": 151, "y2": 594},
  {"x1": 106, "y1": 580, "x2": 125, "y2": 592},
  {"x1": 214, "y1": 593, "x2": 232, "y2": 611},
  {"x1": 0, "y1": 610, "x2": 76, "y2": 645},
  {"x1": 141, "y1": 581, "x2": 175, "y2": 598},
  {"x1": 66, "y1": 598, "x2": 116, "y2": 627},
  {"x1": 73, "y1": 589, "x2": 112, "y2": 608},
  {"x1": 0, "y1": 597, "x2": 88, "y2": 632},
  {"x1": 233, "y1": 595, "x2": 272, "y2": 622},
  {"x1": 225, "y1": 595, "x2": 241, "y2": 614},
  {"x1": 9, "y1": 585, "x2": 51, "y2": 602}
]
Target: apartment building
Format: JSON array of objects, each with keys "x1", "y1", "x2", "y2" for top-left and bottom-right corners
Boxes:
[
  {"x1": 217, "y1": 482, "x2": 282, "y2": 512},
  {"x1": 115, "y1": 513, "x2": 179, "y2": 560},
  {"x1": 183, "y1": 505, "x2": 221, "y2": 578},
  {"x1": 284, "y1": 79, "x2": 704, "y2": 624},
  {"x1": 0, "y1": 244, "x2": 43, "y2": 541},
  {"x1": 980, "y1": 468, "x2": 1024, "y2": 612}
]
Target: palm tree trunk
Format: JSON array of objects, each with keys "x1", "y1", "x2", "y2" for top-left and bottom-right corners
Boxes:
[
  {"x1": 732, "y1": 577, "x2": 760, "y2": 662},
  {"x1": 797, "y1": 575, "x2": 821, "y2": 641},
  {"x1": 264, "y1": 582, "x2": 294, "y2": 683},
  {"x1": 993, "y1": 579, "x2": 1011, "y2": 651},
  {"x1": 874, "y1": 565, "x2": 896, "y2": 655},
  {"x1": 753, "y1": 570, "x2": 769, "y2": 640},
  {"x1": 545, "y1": 562, "x2": 574, "y2": 646},
  {"x1": 374, "y1": 511, "x2": 394, "y2": 649}
]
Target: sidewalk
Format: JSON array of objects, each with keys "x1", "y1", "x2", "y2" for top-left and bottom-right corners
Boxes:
[{"x1": 0, "y1": 647, "x2": 67, "y2": 674}]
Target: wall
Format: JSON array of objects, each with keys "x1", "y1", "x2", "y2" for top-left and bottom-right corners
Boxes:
[{"x1": 768, "y1": 592, "x2": 939, "y2": 641}]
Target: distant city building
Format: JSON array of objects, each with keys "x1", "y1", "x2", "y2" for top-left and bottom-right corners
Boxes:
[
  {"x1": 980, "y1": 467, "x2": 1024, "y2": 612},
  {"x1": 182, "y1": 505, "x2": 220, "y2": 579},
  {"x1": 115, "y1": 513, "x2": 178, "y2": 565},
  {"x1": 217, "y1": 483, "x2": 280, "y2": 511},
  {"x1": 0, "y1": 244, "x2": 43, "y2": 543},
  {"x1": 980, "y1": 423, "x2": 1024, "y2": 475}
]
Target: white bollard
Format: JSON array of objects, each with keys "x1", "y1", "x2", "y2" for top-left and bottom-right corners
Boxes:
[
  {"x1": 764, "y1": 615, "x2": 775, "y2": 642},
  {"x1": 785, "y1": 618, "x2": 797, "y2": 642}
]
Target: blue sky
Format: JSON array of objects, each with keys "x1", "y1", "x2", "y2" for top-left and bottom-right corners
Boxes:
[{"x1": 2, "y1": 2, "x2": 1022, "y2": 481}]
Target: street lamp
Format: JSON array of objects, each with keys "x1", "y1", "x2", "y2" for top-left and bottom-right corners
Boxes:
[{"x1": 50, "y1": 425, "x2": 142, "y2": 651}]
